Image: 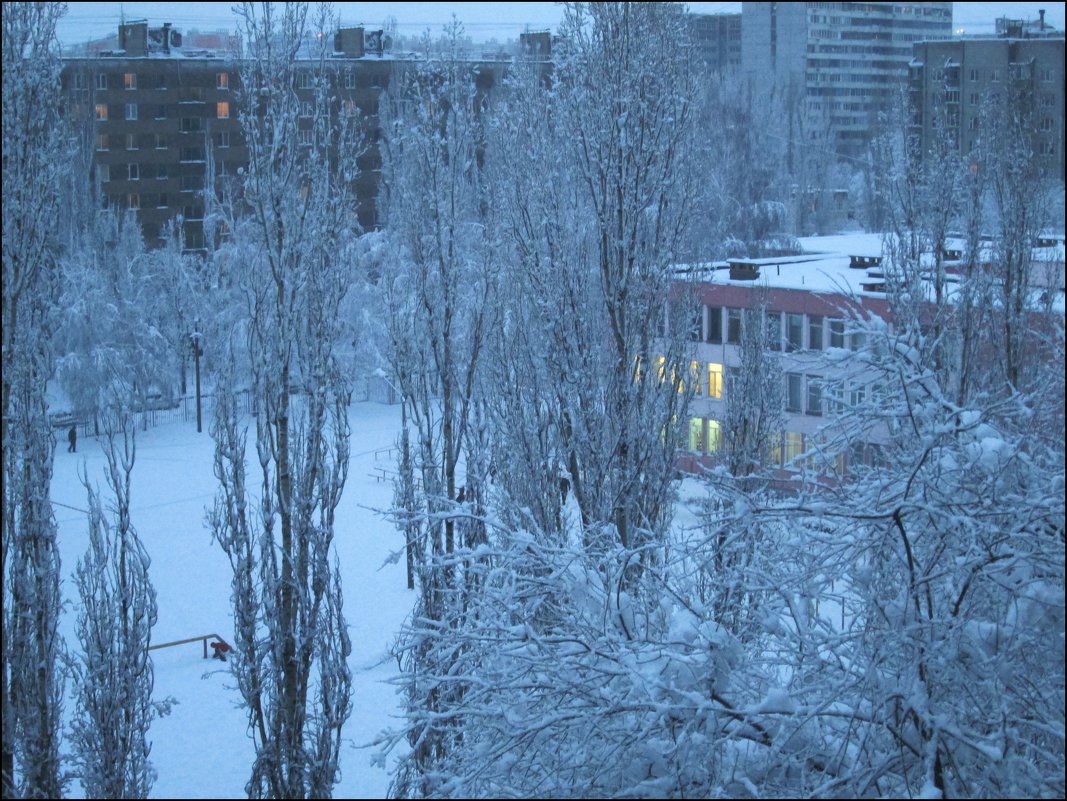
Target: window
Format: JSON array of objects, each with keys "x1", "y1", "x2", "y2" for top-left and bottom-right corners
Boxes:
[
  {"x1": 157, "y1": 164, "x2": 168, "y2": 180},
  {"x1": 726, "y1": 308, "x2": 742, "y2": 344},
  {"x1": 1040, "y1": 117, "x2": 1054, "y2": 132},
  {"x1": 179, "y1": 87, "x2": 204, "y2": 103},
  {"x1": 300, "y1": 100, "x2": 313, "y2": 118},
  {"x1": 96, "y1": 133, "x2": 108, "y2": 150},
  {"x1": 217, "y1": 72, "x2": 229, "y2": 90},
  {"x1": 155, "y1": 133, "x2": 168, "y2": 150},
  {"x1": 128, "y1": 163, "x2": 139, "y2": 181},
  {"x1": 180, "y1": 117, "x2": 202, "y2": 133},
  {"x1": 126, "y1": 133, "x2": 138, "y2": 150},
  {"x1": 767, "y1": 432, "x2": 783, "y2": 468},
  {"x1": 342, "y1": 99, "x2": 358, "y2": 118},
  {"x1": 784, "y1": 432, "x2": 804, "y2": 466},
  {"x1": 829, "y1": 319, "x2": 845, "y2": 348},
  {"x1": 849, "y1": 383, "x2": 866, "y2": 407},
  {"x1": 786, "y1": 373, "x2": 803, "y2": 412},
  {"x1": 155, "y1": 104, "x2": 166, "y2": 119},
  {"x1": 298, "y1": 128, "x2": 313, "y2": 147},
  {"x1": 217, "y1": 131, "x2": 230, "y2": 148},
  {"x1": 1039, "y1": 140, "x2": 1055, "y2": 156},
  {"x1": 344, "y1": 72, "x2": 355, "y2": 90},
  {"x1": 806, "y1": 376, "x2": 822, "y2": 416},
  {"x1": 94, "y1": 103, "x2": 108, "y2": 121},
  {"x1": 1040, "y1": 68, "x2": 1053, "y2": 82},
  {"x1": 706, "y1": 306, "x2": 722, "y2": 343},
  {"x1": 851, "y1": 331, "x2": 867, "y2": 351},
  {"x1": 688, "y1": 418, "x2": 704, "y2": 453},
  {"x1": 180, "y1": 146, "x2": 205, "y2": 162},
  {"x1": 95, "y1": 73, "x2": 107, "y2": 90},
  {"x1": 990, "y1": 69, "x2": 1000, "y2": 82},
  {"x1": 968, "y1": 68, "x2": 979, "y2": 81},
  {"x1": 156, "y1": 73, "x2": 167, "y2": 89},
  {"x1": 72, "y1": 73, "x2": 87, "y2": 90},
  {"x1": 297, "y1": 72, "x2": 312, "y2": 89},
  {"x1": 216, "y1": 101, "x2": 229, "y2": 119},
  {"x1": 786, "y1": 313, "x2": 804, "y2": 352},
  {"x1": 707, "y1": 362, "x2": 724, "y2": 399},
  {"x1": 125, "y1": 103, "x2": 138, "y2": 120},
  {"x1": 124, "y1": 72, "x2": 136, "y2": 90},
  {"x1": 689, "y1": 308, "x2": 703, "y2": 342},
  {"x1": 157, "y1": 192, "x2": 168, "y2": 207},
  {"x1": 764, "y1": 311, "x2": 781, "y2": 351},
  {"x1": 182, "y1": 205, "x2": 203, "y2": 220},
  {"x1": 181, "y1": 175, "x2": 199, "y2": 191},
  {"x1": 689, "y1": 362, "x2": 702, "y2": 396},
  {"x1": 127, "y1": 192, "x2": 140, "y2": 210},
  {"x1": 97, "y1": 164, "x2": 110, "y2": 183},
  {"x1": 808, "y1": 315, "x2": 823, "y2": 351},
  {"x1": 706, "y1": 419, "x2": 721, "y2": 453},
  {"x1": 969, "y1": 92, "x2": 979, "y2": 105}
]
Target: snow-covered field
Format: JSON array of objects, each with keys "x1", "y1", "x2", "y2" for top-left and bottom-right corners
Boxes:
[{"x1": 51, "y1": 401, "x2": 410, "y2": 799}]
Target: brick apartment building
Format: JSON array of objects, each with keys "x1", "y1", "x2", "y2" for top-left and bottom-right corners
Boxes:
[{"x1": 61, "y1": 19, "x2": 512, "y2": 252}]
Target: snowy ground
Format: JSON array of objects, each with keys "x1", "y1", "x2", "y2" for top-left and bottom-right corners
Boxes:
[{"x1": 51, "y1": 401, "x2": 411, "y2": 799}]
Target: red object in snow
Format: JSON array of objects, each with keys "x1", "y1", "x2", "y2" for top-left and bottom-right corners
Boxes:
[{"x1": 210, "y1": 640, "x2": 232, "y2": 660}]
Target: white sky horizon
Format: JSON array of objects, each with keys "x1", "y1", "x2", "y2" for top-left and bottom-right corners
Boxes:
[{"x1": 55, "y1": 2, "x2": 1066, "y2": 48}]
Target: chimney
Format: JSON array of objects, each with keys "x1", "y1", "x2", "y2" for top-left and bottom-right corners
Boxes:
[
  {"x1": 1039, "y1": 9, "x2": 1046, "y2": 30},
  {"x1": 163, "y1": 22, "x2": 171, "y2": 54}
]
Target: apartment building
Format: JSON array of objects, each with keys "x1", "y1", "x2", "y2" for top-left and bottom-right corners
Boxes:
[
  {"x1": 741, "y1": 2, "x2": 952, "y2": 157},
  {"x1": 909, "y1": 28, "x2": 1065, "y2": 179},
  {"x1": 688, "y1": 12, "x2": 742, "y2": 74}
]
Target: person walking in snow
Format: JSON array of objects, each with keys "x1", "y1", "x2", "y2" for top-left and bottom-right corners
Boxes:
[{"x1": 67, "y1": 424, "x2": 77, "y2": 453}]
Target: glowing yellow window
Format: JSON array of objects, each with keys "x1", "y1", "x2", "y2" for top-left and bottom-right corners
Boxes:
[
  {"x1": 656, "y1": 356, "x2": 667, "y2": 383},
  {"x1": 708, "y1": 362, "x2": 723, "y2": 399},
  {"x1": 216, "y1": 101, "x2": 230, "y2": 119},
  {"x1": 707, "y1": 419, "x2": 721, "y2": 453},
  {"x1": 688, "y1": 418, "x2": 704, "y2": 452}
]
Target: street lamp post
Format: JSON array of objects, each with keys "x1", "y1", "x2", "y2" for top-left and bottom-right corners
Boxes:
[{"x1": 191, "y1": 322, "x2": 203, "y2": 433}]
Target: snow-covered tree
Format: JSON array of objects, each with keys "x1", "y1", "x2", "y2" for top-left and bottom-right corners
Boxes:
[
  {"x1": 69, "y1": 414, "x2": 161, "y2": 799},
  {"x1": 378, "y1": 20, "x2": 502, "y2": 795},
  {"x1": 208, "y1": 3, "x2": 357, "y2": 797},
  {"x1": 2, "y1": 3, "x2": 68, "y2": 796}
]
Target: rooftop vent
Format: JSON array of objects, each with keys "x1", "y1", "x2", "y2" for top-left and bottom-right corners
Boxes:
[
  {"x1": 728, "y1": 260, "x2": 760, "y2": 281},
  {"x1": 850, "y1": 254, "x2": 882, "y2": 270}
]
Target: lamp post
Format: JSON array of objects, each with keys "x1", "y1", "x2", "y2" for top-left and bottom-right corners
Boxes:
[{"x1": 190, "y1": 321, "x2": 203, "y2": 433}]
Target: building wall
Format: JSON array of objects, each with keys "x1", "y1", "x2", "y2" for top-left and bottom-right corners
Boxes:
[
  {"x1": 910, "y1": 36, "x2": 1065, "y2": 180},
  {"x1": 742, "y1": 1, "x2": 952, "y2": 157},
  {"x1": 687, "y1": 13, "x2": 742, "y2": 74}
]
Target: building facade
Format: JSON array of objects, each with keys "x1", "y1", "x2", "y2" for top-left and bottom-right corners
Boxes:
[
  {"x1": 909, "y1": 31, "x2": 1065, "y2": 179},
  {"x1": 687, "y1": 12, "x2": 742, "y2": 74},
  {"x1": 741, "y1": 1, "x2": 952, "y2": 157}
]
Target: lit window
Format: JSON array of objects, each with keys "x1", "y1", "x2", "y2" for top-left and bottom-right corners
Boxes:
[
  {"x1": 786, "y1": 313, "x2": 804, "y2": 351},
  {"x1": 94, "y1": 103, "x2": 108, "y2": 121},
  {"x1": 216, "y1": 101, "x2": 229, "y2": 119},
  {"x1": 655, "y1": 356, "x2": 667, "y2": 384},
  {"x1": 707, "y1": 362, "x2": 724, "y2": 399},
  {"x1": 706, "y1": 419, "x2": 721, "y2": 453},
  {"x1": 784, "y1": 432, "x2": 804, "y2": 466},
  {"x1": 125, "y1": 102, "x2": 138, "y2": 120},
  {"x1": 124, "y1": 72, "x2": 136, "y2": 90},
  {"x1": 217, "y1": 72, "x2": 229, "y2": 90},
  {"x1": 688, "y1": 418, "x2": 704, "y2": 452}
]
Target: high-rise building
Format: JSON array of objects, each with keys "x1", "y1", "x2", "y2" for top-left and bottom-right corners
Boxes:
[
  {"x1": 741, "y1": 2, "x2": 952, "y2": 157},
  {"x1": 910, "y1": 25, "x2": 1064, "y2": 179},
  {"x1": 687, "y1": 13, "x2": 741, "y2": 74}
]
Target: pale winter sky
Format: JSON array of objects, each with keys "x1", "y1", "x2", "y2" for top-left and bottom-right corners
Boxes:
[{"x1": 55, "y1": 2, "x2": 1066, "y2": 47}]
